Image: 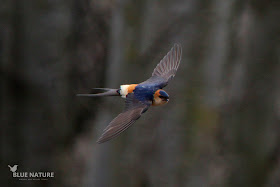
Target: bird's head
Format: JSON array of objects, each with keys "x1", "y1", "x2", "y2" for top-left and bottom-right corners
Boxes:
[{"x1": 153, "y1": 89, "x2": 169, "y2": 106}]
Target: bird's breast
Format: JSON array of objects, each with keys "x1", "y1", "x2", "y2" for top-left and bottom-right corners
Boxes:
[{"x1": 152, "y1": 96, "x2": 168, "y2": 106}]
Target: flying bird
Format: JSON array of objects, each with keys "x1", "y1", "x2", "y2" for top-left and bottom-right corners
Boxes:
[
  {"x1": 78, "y1": 44, "x2": 182, "y2": 143},
  {"x1": 8, "y1": 165, "x2": 18, "y2": 172}
]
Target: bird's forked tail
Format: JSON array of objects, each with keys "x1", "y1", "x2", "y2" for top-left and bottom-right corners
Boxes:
[{"x1": 77, "y1": 88, "x2": 120, "y2": 97}]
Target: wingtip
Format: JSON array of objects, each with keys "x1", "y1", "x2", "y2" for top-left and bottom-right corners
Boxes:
[
  {"x1": 96, "y1": 140, "x2": 102, "y2": 144},
  {"x1": 96, "y1": 137, "x2": 107, "y2": 144},
  {"x1": 173, "y1": 43, "x2": 182, "y2": 49},
  {"x1": 96, "y1": 133, "x2": 109, "y2": 144}
]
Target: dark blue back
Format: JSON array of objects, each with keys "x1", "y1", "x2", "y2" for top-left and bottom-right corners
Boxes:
[{"x1": 133, "y1": 84, "x2": 159, "y2": 103}]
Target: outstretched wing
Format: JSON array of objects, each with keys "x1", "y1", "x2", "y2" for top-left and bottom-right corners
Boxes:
[
  {"x1": 97, "y1": 94, "x2": 150, "y2": 143},
  {"x1": 141, "y1": 43, "x2": 182, "y2": 88}
]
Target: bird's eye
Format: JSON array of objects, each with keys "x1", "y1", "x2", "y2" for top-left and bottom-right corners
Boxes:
[{"x1": 159, "y1": 96, "x2": 163, "y2": 98}]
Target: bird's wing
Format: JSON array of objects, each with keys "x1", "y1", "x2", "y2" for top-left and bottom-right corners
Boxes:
[
  {"x1": 97, "y1": 94, "x2": 150, "y2": 143},
  {"x1": 141, "y1": 43, "x2": 182, "y2": 88}
]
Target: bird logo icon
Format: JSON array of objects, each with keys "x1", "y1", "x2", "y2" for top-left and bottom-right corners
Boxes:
[
  {"x1": 8, "y1": 165, "x2": 18, "y2": 172},
  {"x1": 78, "y1": 44, "x2": 182, "y2": 143}
]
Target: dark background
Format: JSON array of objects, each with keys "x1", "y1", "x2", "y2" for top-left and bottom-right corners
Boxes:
[{"x1": 1, "y1": 0, "x2": 280, "y2": 186}]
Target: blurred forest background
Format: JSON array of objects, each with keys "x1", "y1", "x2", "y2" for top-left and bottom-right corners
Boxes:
[{"x1": 1, "y1": 0, "x2": 280, "y2": 186}]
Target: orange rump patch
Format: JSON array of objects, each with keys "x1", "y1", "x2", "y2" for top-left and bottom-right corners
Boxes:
[
  {"x1": 154, "y1": 89, "x2": 162, "y2": 96},
  {"x1": 128, "y1": 84, "x2": 138, "y2": 93}
]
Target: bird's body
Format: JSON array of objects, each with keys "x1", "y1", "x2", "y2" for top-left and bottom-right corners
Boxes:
[
  {"x1": 119, "y1": 84, "x2": 168, "y2": 106},
  {"x1": 77, "y1": 44, "x2": 182, "y2": 143}
]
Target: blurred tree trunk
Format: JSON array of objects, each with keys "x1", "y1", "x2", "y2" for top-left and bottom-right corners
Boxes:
[
  {"x1": 1, "y1": 0, "x2": 109, "y2": 186},
  {"x1": 222, "y1": 1, "x2": 280, "y2": 186},
  {"x1": 80, "y1": 0, "x2": 280, "y2": 187},
  {"x1": 1, "y1": 0, "x2": 279, "y2": 186}
]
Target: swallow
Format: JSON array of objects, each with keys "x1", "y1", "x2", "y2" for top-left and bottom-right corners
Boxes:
[{"x1": 77, "y1": 44, "x2": 182, "y2": 143}]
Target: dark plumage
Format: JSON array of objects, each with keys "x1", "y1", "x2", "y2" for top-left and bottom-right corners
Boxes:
[{"x1": 77, "y1": 44, "x2": 182, "y2": 143}]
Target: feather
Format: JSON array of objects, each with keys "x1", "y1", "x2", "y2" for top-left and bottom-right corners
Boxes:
[
  {"x1": 97, "y1": 93, "x2": 150, "y2": 143},
  {"x1": 76, "y1": 88, "x2": 119, "y2": 97},
  {"x1": 140, "y1": 44, "x2": 182, "y2": 89}
]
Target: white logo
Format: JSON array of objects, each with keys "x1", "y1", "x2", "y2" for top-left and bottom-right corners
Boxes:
[
  {"x1": 8, "y1": 165, "x2": 18, "y2": 172},
  {"x1": 8, "y1": 165, "x2": 54, "y2": 181}
]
